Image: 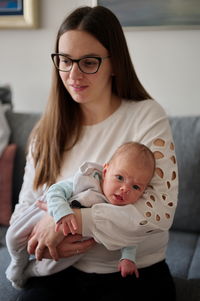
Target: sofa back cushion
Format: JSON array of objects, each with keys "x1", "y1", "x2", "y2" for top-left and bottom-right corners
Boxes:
[
  {"x1": 5, "y1": 111, "x2": 40, "y2": 207},
  {"x1": 170, "y1": 116, "x2": 200, "y2": 232}
]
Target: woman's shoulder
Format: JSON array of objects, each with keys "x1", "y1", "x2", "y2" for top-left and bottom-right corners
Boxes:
[
  {"x1": 123, "y1": 98, "x2": 165, "y2": 111},
  {"x1": 122, "y1": 99, "x2": 167, "y2": 121}
]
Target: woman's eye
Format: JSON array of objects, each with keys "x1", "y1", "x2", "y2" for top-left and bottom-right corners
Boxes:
[
  {"x1": 84, "y1": 60, "x2": 96, "y2": 65},
  {"x1": 62, "y1": 59, "x2": 70, "y2": 64},
  {"x1": 60, "y1": 58, "x2": 71, "y2": 67},
  {"x1": 116, "y1": 175, "x2": 124, "y2": 181},
  {"x1": 132, "y1": 185, "x2": 140, "y2": 190},
  {"x1": 82, "y1": 58, "x2": 98, "y2": 69}
]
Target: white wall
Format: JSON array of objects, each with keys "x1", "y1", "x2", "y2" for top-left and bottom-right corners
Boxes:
[
  {"x1": 0, "y1": 0, "x2": 199, "y2": 116},
  {"x1": 126, "y1": 29, "x2": 200, "y2": 116}
]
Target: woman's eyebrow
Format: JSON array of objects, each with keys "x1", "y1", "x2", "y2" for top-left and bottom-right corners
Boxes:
[{"x1": 57, "y1": 52, "x2": 101, "y2": 58}]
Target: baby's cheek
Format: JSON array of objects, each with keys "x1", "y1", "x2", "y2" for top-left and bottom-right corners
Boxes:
[{"x1": 131, "y1": 192, "x2": 141, "y2": 203}]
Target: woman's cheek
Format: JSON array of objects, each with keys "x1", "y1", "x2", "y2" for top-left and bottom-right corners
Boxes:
[{"x1": 59, "y1": 72, "x2": 68, "y2": 85}]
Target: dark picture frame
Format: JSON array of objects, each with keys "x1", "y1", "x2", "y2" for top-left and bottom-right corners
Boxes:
[{"x1": 95, "y1": 0, "x2": 200, "y2": 29}]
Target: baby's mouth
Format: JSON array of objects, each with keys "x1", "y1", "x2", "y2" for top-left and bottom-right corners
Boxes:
[{"x1": 114, "y1": 194, "x2": 124, "y2": 201}]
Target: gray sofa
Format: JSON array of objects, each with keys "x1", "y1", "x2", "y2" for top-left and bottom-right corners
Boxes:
[{"x1": 1, "y1": 111, "x2": 200, "y2": 301}]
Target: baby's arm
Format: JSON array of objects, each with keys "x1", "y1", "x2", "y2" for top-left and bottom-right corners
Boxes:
[
  {"x1": 45, "y1": 179, "x2": 77, "y2": 256},
  {"x1": 55, "y1": 213, "x2": 78, "y2": 236},
  {"x1": 118, "y1": 246, "x2": 139, "y2": 278},
  {"x1": 46, "y1": 179, "x2": 74, "y2": 225}
]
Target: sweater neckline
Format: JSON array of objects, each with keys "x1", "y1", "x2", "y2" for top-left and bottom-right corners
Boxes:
[{"x1": 83, "y1": 100, "x2": 127, "y2": 129}]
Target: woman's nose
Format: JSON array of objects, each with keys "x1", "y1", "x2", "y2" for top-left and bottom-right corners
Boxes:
[{"x1": 69, "y1": 63, "x2": 83, "y2": 79}]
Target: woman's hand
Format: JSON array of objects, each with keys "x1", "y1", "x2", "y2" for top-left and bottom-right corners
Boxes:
[
  {"x1": 42, "y1": 234, "x2": 96, "y2": 259},
  {"x1": 27, "y1": 204, "x2": 95, "y2": 260},
  {"x1": 27, "y1": 213, "x2": 63, "y2": 261}
]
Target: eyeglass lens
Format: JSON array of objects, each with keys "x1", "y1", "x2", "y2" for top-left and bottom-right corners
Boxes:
[{"x1": 54, "y1": 55, "x2": 101, "y2": 74}]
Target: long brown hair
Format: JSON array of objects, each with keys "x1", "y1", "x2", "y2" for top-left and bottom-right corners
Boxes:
[{"x1": 31, "y1": 6, "x2": 152, "y2": 190}]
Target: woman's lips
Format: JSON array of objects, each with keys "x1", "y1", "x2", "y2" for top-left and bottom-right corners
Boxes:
[{"x1": 71, "y1": 84, "x2": 87, "y2": 92}]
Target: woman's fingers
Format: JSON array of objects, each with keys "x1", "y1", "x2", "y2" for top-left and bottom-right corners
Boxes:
[
  {"x1": 27, "y1": 214, "x2": 64, "y2": 257},
  {"x1": 48, "y1": 246, "x2": 59, "y2": 261},
  {"x1": 73, "y1": 238, "x2": 96, "y2": 254},
  {"x1": 27, "y1": 235, "x2": 38, "y2": 255},
  {"x1": 34, "y1": 235, "x2": 95, "y2": 259},
  {"x1": 35, "y1": 244, "x2": 46, "y2": 260},
  {"x1": 63, "y1": 234, "x2": 83, "y2": 242},
  {"x1": 57, "y1": 235, "x2": 96, "y2": 257},
  {"x1": 35, "y1": 244, "x2": 59, "y2": 261}
]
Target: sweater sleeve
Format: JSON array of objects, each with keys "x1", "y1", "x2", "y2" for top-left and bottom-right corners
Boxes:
[
  {"x1": 82, "y1": 100, "x2": 178, "y2": 250},
  {"x1": 10, "y1": 147, "x2": 44, "y2": 224},
  {"x1": 120, "y1": 246, "x2": 137, "y2": 262}
]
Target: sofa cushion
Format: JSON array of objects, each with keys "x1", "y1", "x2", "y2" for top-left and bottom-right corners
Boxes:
[
  {"x1": 169, "y1": 117, "x2": 200, "y2": 232},
  {"x1": 173, "y1": 278, "x2": 200, "y2": 301},
  {"x1": 5, "y1": 111, "x2": 40, "y2": 206},
  {"x1": 166, "y1": 230, "x2": 200, "y2": 279},
  {"x1": 0, "y1": 144, "x2": 17, "y2": 225},
  {"x1": 188, "y1": 235, "x2": 200, "y2": 279}
]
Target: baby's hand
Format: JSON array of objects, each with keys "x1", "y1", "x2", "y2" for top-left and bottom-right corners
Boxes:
[
  {"x1": 118, "y1": 259, "x2": 139, "y2": 278},
  {"x1": 55, "y1": 214, "x2": 78, "y2": 236},
  {"x1": 36, "y1": 200, "x2": 48, "y2": 211}
]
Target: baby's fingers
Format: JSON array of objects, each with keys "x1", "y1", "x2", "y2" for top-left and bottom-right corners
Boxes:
[
  {"x1": 63, "y1": 223, "x2": 70, "y2": 236},
  {"x1": 68, "y1": 216, "x2": 78, "y2": 234},
  {"x1": 55, "y1": 223, "x2": 60, "y2": 233},
  {"x1": 36, "y1": 200, "x2": 47, "y2": 211},
  {"x1": 71, "y1": 216, "x2": 78, "y2": 231},
  {"x1": 134, "y1": 267, "x2": 139, "y2": 278}
]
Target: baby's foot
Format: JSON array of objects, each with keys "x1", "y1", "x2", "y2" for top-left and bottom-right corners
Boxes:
[
  {"x1": 10, "y1": 279, "x2": 27, "y2": 290},
  {"x1": 7, "y1": 259, "x2": 41, "y2": 289},
  {"x1": 6, "y1": 262, "x2": 27, "y2": 289}
]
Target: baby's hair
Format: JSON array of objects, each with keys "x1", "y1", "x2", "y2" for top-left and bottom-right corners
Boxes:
[{"x1": 109, "y1": 141, "x2": 155, "y2": 177}]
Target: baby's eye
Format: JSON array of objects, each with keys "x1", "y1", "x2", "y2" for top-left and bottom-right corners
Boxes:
[
  {"x1": 116, "y1": 175, "x2": 124, "y2": 181},
  {"x1": 132, "y1": 185, "x2": 140, "y2": 190}
]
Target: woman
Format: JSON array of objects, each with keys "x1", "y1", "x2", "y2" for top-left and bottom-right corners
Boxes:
[{"x1": 11, "y1": 5, "x2": 178, "y2": 301}]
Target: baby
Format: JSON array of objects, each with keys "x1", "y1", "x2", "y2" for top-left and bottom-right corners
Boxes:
[{"x1": 48, "y1": 141, "x2": 155, "y2": 277}]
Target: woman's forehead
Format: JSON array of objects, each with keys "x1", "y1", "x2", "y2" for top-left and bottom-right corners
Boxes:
[{"x1": 58, "y1": 30, "x2": 107, "y2": 56}]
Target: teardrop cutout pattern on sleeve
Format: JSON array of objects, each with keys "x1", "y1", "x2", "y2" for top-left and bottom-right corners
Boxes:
[{"x1": 137, "y1": 138, "x2": 178, "y2": 231}]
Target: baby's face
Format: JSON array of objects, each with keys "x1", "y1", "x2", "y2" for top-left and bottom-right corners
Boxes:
[{"x1": 102, "y1": 155, "x2": 153, "y2": 206}]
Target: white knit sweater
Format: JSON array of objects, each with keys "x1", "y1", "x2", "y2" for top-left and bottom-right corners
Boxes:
[{"x1": 12, "y1": 99, "x2": 178, "y2": 273}]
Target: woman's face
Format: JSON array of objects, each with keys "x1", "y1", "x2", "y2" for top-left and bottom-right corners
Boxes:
[{"x1": 58, "y1": 30, "x2": 113, "y2": 107}]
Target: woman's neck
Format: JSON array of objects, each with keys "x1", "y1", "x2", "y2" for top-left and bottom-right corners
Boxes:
[{"x1": 81, "y1": 94, "x2": 121, "y2": 126}]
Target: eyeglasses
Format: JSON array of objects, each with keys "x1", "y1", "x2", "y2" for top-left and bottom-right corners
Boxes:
[{"x1": 51, "y1": 53, "x2": 110, "y2": 74}]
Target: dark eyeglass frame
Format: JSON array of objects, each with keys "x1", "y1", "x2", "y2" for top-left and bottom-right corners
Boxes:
[{"x1": 51, "y1": 53, "x2": 110, "y2": 74}]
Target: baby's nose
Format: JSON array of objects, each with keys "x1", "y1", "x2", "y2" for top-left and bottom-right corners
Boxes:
[{"x1": 120, "y1": 184, "x2": 130, "y2": 193}]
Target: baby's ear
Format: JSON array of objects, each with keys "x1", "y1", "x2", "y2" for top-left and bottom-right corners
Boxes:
[{"x1": 102, "y1": 163, "x2": 109, "y2": 178}]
